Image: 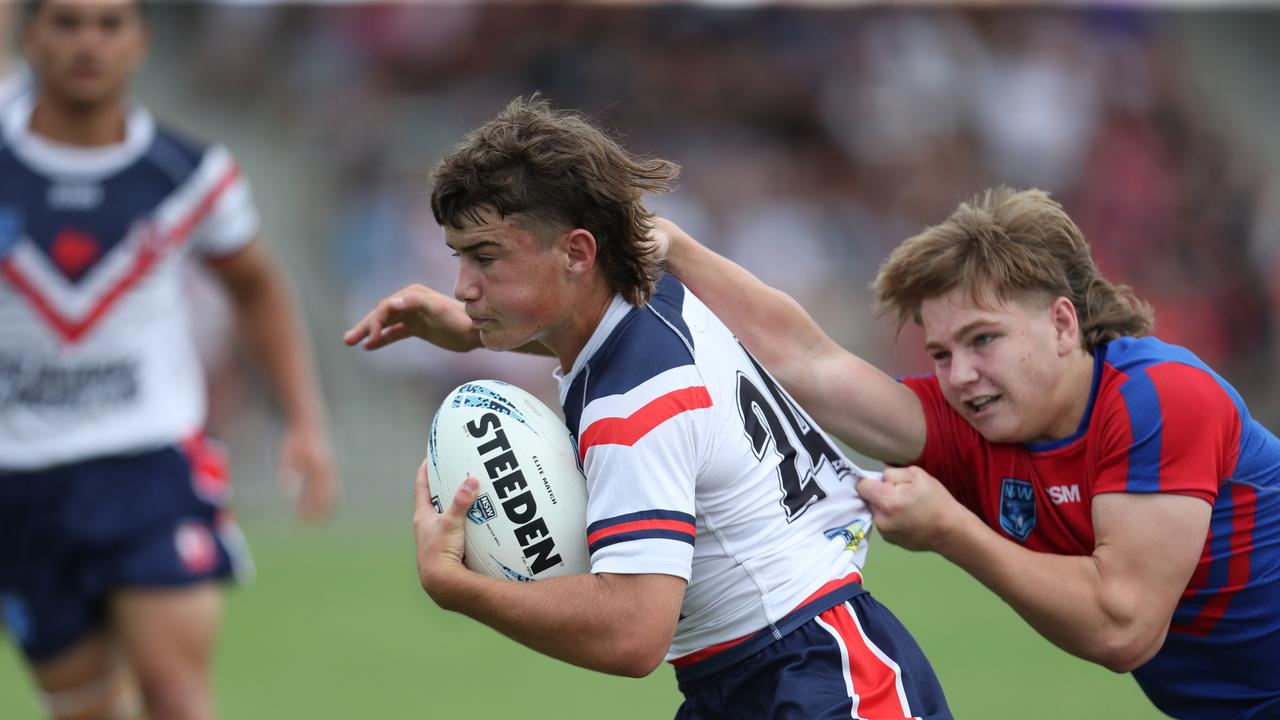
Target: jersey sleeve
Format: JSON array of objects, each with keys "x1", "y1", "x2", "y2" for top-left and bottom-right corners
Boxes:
[
  {"x1": 1091, "y1": 362, "x2": 1238, "y2": 504},
  {"x1": 187, "y1": 145, "x2": 261, "y2": 259},
  {"x1": 578, "y1": 365, "x2": 709, "y2": 580},
  {"x1": 899, "y1": 375, "x2": 983, "y2": 508}
]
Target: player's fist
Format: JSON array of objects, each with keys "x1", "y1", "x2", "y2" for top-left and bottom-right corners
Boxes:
[
  {"x1": 855, "y1": 466, "x2": 964, "y2": 552},
  {"x1": 343, "y1": 284, "x2": 480, "y2": 352},
  {"x1": 645, "y1": 217, "x2": 692, "y2": 264}
]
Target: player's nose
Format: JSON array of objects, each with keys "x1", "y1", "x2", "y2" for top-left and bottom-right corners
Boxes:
[
  {"x1": 948, "y1": 353, "x2": 979, "y2": 386},
  {"x1": 453, "y1": 268, "x2": 480, "y2": 302}
]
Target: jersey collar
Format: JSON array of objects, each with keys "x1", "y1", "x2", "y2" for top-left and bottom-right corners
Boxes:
[
  {"x1": 555, "y1": 292, "x2": 633, "y2": 405},
  {"x1": 1024, "y1": 344, "x2": 1107, "y2": 453},
  {"x1": 1, "y1": 94, "x2": 155, "y2": 179}
]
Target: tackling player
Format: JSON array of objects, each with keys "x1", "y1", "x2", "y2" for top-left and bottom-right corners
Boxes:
[
  {"x1": 653, "y1": 188, "x2": 1280, "y2": 719},
  {"x1": 345, "y1": 95, "x2": 952, "y2": 719},
  {"x1": 0, "y1": 2, "x2": 337, "y2": 718}
]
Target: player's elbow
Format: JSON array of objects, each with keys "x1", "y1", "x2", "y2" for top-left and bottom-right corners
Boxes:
[
  {"x1": 1094, "y1": 646, "x2": 1153, "y2": 674},
  {"x1": 1087, "y1": 624, "x2": 1167, "y2": 673},
  {"x1": 614, "y1": 652, "x2": 667, "y2": 678},
  {"x1": 600, "y1": 635, "x2": 669, "y2": 678}
]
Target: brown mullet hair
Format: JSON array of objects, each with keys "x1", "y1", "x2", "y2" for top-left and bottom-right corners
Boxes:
[
  {"x1": 430, "y1": 95, "x2": 679, "y2": 306},
  {"x1": 873, "y1": 187, "x2": 1154, "y2": 351}
]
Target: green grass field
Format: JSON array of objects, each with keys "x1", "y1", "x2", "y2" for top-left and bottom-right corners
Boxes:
[{"x1": 1, "y1": 517, "x2": 1164, "y2": 719}]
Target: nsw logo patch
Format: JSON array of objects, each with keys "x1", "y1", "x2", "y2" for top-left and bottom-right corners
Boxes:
[
  {"x1": 999, "y1": 477, "x2": 1037, "y2": 542},
  {"x1": 467, "y1": 493, "x2": 498, "y2": 525}
]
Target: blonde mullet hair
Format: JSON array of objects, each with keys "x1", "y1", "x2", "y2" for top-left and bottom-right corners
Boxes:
[{"x1": 873, "y1": 187, "x2": 1153, "y2": 350}]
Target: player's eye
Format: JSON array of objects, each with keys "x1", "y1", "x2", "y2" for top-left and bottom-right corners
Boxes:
[
  {"x1": 973, "y1": 334, "x2": 996, "y2": 348},
  {"x1": 930, "y1": 350, "x2": 950, "y2": 364}
]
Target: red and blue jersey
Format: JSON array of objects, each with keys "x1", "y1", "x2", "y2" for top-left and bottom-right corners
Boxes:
[{"x1": 904, "y1": 335, "x2": 1280, "y2": 718}]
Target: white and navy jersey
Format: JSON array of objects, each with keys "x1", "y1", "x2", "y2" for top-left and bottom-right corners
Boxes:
[
  {"x1": 0, "y1": 97, "x2": 259, "y2": 470},
  {"x1": 558, "y1": 275, "x2": 876, "y2": 671}
]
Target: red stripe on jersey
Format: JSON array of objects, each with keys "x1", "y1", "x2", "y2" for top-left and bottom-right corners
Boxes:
[
  {"x1": 797, "y1": 571, "x2": 864, "y2": 607},
  {"x1": 1091, "y1": 366, "x2": 1135, "y2": 496},
  {"x1": 1148, "y1": 364, "x2": 1239, "y2": 500},
  {"x1": 1, "y1": 164, "x2": 242, "y2": 344},
  {"x1": 669, "y1": 632, "x2": 753, "y2": 668},
  {"x1": 1173, "y1": 482, "x2": 1258, "y2": 636},
  {"x1": 586, "y1": 518, "x2": 695, "y2": 547},
  {"x1": 181, "y1": 433, "x2": 232, "y2": 503},
  {"x1": 578, "y1": 385, "x2": 712, "y2": 463},
  {"x1": 821, "y1": 603, "x2": 912, "y2": 718},
  {"x1": 667, "y1": 571, "x2": 863, "y2": 668},
  {"x1": 1, "y1": 259, "x2": 79, "y2": 339},
  {"x1": 1181, "y1": 527, "x2": 1215, "y2": 599},
  {"x1": 169, "y1": 165, "x2": 244, "y2": 244}
]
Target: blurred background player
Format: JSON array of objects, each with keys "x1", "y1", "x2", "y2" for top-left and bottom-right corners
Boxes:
[
  {"x1": 347, "y1": 96, "x2": 951, "y2": 719},
  {"x1": 0, "y1": 2, "x2": 337, "y2": 718},
  {"x1": 656, "y1": 188, "x2": 1280, "y2": 719}
]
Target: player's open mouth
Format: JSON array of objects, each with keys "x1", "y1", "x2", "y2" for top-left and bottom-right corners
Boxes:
[{"x1": 966, "y1": 395, "x2": 1000, "y2": 415}]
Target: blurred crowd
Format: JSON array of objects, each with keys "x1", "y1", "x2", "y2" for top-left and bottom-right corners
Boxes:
[{"x1": 171, "y1": 4, "x2": 1280, "y2": 427}]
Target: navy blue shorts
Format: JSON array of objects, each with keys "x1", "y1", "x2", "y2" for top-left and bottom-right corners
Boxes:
[
  {"x1": 675, "y1": 591, "x2": 951, "y2": 720},
  {"x1": 0, "y1": 437, "x2": 249, "y2": 663}
]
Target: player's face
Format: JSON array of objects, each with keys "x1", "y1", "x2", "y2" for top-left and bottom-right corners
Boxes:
[
  {"x1": 447, "y1": 210, "x2": 574, "y2": 353},
  {"x1": 24, "y1": 0, "x2": 149, "y2": 110},
  {"x1": 921, "y1": 286, "x2": 1076, "y2": 444}
]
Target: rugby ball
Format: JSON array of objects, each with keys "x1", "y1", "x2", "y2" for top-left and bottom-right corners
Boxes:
[{"x1": 427, "y1": 380, "x2": 590, "y2": 581}]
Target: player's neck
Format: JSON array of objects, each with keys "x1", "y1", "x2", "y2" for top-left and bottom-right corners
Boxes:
[
  {"x1": 546, "y1": 281, "x2": 616, "y2": 374},
  {"x1": 1045, "y1": 348, "x2": 1097, "y2": 440},
  {"x1": 29, "y1": 95, "x2": 129, "y2": 147}
]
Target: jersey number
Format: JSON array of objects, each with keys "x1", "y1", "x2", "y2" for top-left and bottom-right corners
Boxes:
[{"x1": 736, "y1": 354, "x2": 845, "y2": 521}]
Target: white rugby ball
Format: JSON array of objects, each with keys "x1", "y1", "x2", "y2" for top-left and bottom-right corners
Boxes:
[{"x1": 428, "y1": 379, "x2": 590, "y2": 581}]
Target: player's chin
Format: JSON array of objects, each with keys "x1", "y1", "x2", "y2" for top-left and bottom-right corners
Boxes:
[
  {"x1": 60, "y1": 85, "x2": 120, "y2": 111},
  {"x1": 969, "y1": 412, "x2": 1022, "y2": 444},
  {"x1": 476, "y1": 328, "x2": 525, "y2": 352}
]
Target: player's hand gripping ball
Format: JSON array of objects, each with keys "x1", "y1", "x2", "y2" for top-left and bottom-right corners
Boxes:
[{"x1": 428, "y1": 380, "x2": 590, "y2": 581}]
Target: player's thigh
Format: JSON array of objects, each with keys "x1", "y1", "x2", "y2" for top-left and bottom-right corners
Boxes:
[
  {"x1": 110, "y1": 582, "x2": 223, "y2": 689},
  {"x1": 30, "y1": 630, "x2": 138, "y2": 720}
]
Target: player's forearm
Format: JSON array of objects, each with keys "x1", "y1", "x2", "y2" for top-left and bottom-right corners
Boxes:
[
  {"x1": 664, "y1": 232, "x2": 922, "y2": 461},
  {"x1": 426, "y1": 570, "x2": 675, "y2": 677},
  {"x1": 937, "y1": 512, "x2": 1167, "y2": 672},
  {"x1": 665, "y1": 231, "x2": 833, "y2": 398},
  {"x1": 230, "y1": 266, "x2": 327, "y2": 430}
]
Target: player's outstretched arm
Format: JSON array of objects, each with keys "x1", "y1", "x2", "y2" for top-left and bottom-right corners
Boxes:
[
  {"x1": 343, "y1": 283, "x2": 481, "y2": 352},
  {"x1": 343, "y1": 283, "x2": 553, "y2": 356},
  {"x1": 413, "y1": 462, "x2": 685, "y2": 676},
  {"x1": 655, "y1": 218, "x2": 925, "y2": 464},
  {"x1": 859, "y1": 468, "x2": 1210, "y2": 671},
  {"x1": 210, "y1": 237, "x2": 338, "y2": 522}
]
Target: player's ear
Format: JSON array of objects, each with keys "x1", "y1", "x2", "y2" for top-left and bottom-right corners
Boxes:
[
  {"x1": 1050, "y1": 296, "x2": 1080, "y2": 355},
  {"x1": 562, "y1": 228, "x2": 597, "y2": 277}
]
